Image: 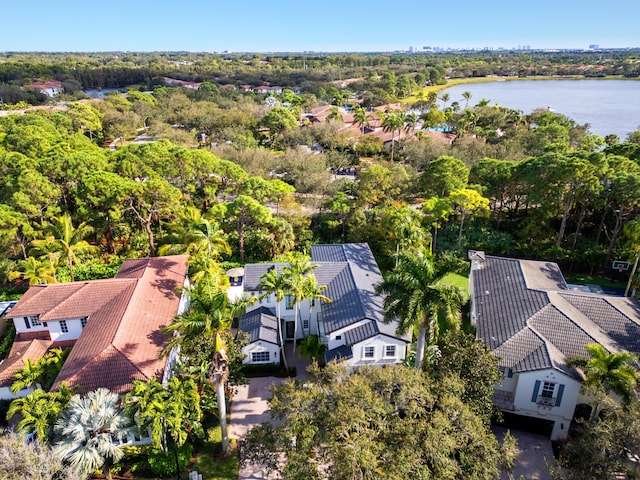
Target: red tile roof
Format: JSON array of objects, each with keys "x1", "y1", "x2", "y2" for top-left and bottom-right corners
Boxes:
[
  {"x1": 0, "y1": 335, "x2": 52, "y2": 388},
  {"x1": 4, "y1": 255, "x2": 188, "y2": 394}
]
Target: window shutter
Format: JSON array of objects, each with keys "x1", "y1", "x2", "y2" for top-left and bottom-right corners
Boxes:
[
  {"x1": 555, "y1": 384, "x2": 565, "y2": 406},
  {"x1": 531, "y1": 380, "x2": 541, "y2": 402},
  {"x1": 24, "y1": 317, "x2": 31, "y2": 329}
]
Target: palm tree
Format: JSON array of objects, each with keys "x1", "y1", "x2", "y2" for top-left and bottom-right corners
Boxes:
[
  {"x1": 208, "y1": 333, "x2": 230, "y2": 454},
  {"x1": 42, "y1": 213, "x2": 99, "y2": 282},
  {"x1": 568, "y1": 343, "x2": 639, "y2": 410},
  {"x1": 327, "y1": 106, "x2": 344, "y2": 123},
  {"x1": 379, "y1": 111, "x2": 405, "y2": 162},
  {"x1": 462, "y1": 91, "x2": 472, "y2": 109},
  {"x1": 353, "y1": 106, "x2": 369, "y2": 134},
  {"x1": 259, "y1": 267, "x2": 289, "y2": 369},
  {"x1": 125, "y1": 377, "x2": 202, "y2": 479},
  {"x1": 10, "y1": 348, "x2": 68, "y2": 393},
  {"x1": 6, "y1": 384, "x2": 75, "y2": 442},
  {"x1": 281, "y1": 254, "x2": 318, "y2": 354},
  {"x1": 158, "y1": 206, "x2": 230, "y2": 259},
  {"x1": 440, "y1": 93, "x2": 450, "y2": 110},
  {"x1": 623, "y1": 219, "x2": 640, "y2": 296},
  {"x1": 8, "y1": 256, "x2": 57, "y2": 285},
  {"x1": 55, "y1": 388, "x2": 132, "y2": 480},
  {"x1": 303, "y1": 274, "x2": 331, "y2": 336},
  {"x1": 375, "y1": 250, "x2": 467, "y2": 369}
]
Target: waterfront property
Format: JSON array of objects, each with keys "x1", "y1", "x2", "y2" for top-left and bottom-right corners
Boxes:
[
  {"x1": 0, "y1": 255, "x2": 189, "y2": 399},
  {"x1": 234, "y1": 243, "x2": 410, "y2": 367},
  {"x1": 469, "y1": 250, "x2": 640, "y2": 440}
]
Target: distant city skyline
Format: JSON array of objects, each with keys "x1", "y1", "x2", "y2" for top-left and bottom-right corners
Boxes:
[{"x1": 1, "y1": 0, "x2": 638, "y2": 53}]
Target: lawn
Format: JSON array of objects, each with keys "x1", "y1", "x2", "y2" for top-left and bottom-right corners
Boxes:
[
  {"x1": 564, "y1": 273, "x2": 626, "y2": 289},
  {"x1": 441, "y1": 272, "x2": 469, "y2": 292},
  {"x1": 190, "y1": 425, "x2": 239, "y2": 480}
]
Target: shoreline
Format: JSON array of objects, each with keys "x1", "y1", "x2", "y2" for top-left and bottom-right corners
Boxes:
[{"x1": 403, "y1": 75, "x2": 640, "y2": 104}]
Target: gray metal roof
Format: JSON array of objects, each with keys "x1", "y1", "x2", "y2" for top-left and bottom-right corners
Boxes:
[
  {"x1": 243, "y1": 263, "x2": 289, "y2": 291},
  {"x1": 239, "y1": 306, "x2": 280, "y2": 345},
  {"x1": 344, "y1": 321, "x2": 378, "y2": 346},
  {"x1": 325, "y1": 344, "x2": 353, "y2": 363},
  {"x1": 472, "y1": 254, "x2": 640, "y2": 377},
  {"x1": 238, "y1": 244, "x2": 410, "y2": 346}
]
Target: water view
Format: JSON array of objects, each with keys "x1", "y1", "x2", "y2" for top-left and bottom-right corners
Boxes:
[{"x1": 442, "y1": 79, "x2": 640, "y2": 140}]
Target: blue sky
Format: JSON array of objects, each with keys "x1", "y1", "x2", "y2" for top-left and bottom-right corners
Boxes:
[{"x1": 2, "y1": 0, "x2": 639, "y2": 52}]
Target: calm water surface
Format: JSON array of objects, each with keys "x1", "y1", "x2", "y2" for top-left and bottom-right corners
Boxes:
[{"x1": 442, "y1": 80, "x2": 640, "y2": 140}]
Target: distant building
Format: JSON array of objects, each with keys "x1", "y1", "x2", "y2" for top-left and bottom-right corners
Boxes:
[{"x1": 27, "y1": 79, "x2": 63, "y2": 97}]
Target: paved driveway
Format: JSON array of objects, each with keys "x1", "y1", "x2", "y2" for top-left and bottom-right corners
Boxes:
[{"x1": 494, "y1": 427, "x2": 555, "y2": 480}]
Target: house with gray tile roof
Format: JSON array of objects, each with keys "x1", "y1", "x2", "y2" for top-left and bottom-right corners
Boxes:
[
  {"x1": 469, "y1": 251, "x2": 640, "y2": 440},
  {"x1": 236, "y1": 243, "x2": 410, "y2": 367}
]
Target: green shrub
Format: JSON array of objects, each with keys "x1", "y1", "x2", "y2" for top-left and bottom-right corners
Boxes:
[
  {"x1": 0, "y1": 322, "x2": 16, "y2": 360},
  {"x1": 55, "y1": 262, "x2": 122, "y2": 282},
  {"x1": 148, "y1": 444, "x2": 193, "y2": 477}
]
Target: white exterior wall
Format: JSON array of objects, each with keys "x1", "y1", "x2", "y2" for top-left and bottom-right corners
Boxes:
[
  {"x1": 13, "y1": 316, "x2": 84, "y2": 342},
  {"x1": 349, "y1": 335, "x2": 407, "y2": 367},
  {"x1": 511, "y1": 369, "x2": 581, "y2": 440},
  {"x1": 242, "y1": 340, "x2": 280, "y2": 365},
  {"x1": 0, "y1": 385, "x2": 37, "y2": 401},
  {"x1": 48, "y1": 318, "x2": 84, "y2": 342},
  {"x1": 246, "y1": 293, "x2": 314, "y2": 339}
]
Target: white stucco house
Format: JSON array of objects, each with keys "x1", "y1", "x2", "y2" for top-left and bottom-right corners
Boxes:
[
  {"x1": 469, "y1": 250, "x2": 640, "y2": 440},
  {"x1": 235, "y1": 243, "x2": 410, "y2": 366},
  {"x1": 0, "y1": 255, "x2": 189, "y2": 400}
]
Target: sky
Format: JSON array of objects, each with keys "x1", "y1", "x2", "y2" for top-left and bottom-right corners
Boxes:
[{"x1": 1, "y1": 0, "x2": 639, "y2": 53}]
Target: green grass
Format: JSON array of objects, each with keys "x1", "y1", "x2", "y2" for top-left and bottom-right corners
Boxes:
[
  {"x1": 441, "y1": 273, "x2": 469, "y2": 292},
  {"x1": 190, "y1": 426, "x2": 239, "y2": 479},
  {"x1": 564, "y1": 274, "x2": 626, "y2": 289}
]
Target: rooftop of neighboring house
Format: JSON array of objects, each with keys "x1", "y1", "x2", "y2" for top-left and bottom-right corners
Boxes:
[
  {"x1": 470, "y1": 251, "x2": 640, "y2": 380},
  {"x1": 3, "y1": 255, "x2": 189, "y2": 394},
  {"x1": 27, "y1": 79, "x2": 63, "y2": 91}
]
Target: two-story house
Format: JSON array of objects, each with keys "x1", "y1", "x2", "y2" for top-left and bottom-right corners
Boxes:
[
  {"x1": 236, "y1": 243, "x2": 410, "y2": 367},
  {"x1": 0, "y1": 255, "x2": 189, "y2": 399},
  {"x1": 469, "y1": 251, "x2": 640, "y2": 440}
]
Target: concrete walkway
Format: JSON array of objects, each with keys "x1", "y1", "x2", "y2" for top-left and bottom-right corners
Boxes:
[{"x1": 230, "y1": 345, "x2": 311, "y2": 479}]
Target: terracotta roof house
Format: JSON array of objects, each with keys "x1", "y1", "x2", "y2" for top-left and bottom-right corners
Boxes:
[
  {"x1": 469, "y1": 251, "x2": 640, "y2": 440},
  {"x1": 0, "y1": 255, "x2": 189, "y2": 399},
  {"x1": 233, "y1": 243, "x2": 410, "y2": 366},
  {"x1": 27, "y1": 79, "x2": 63, "y2": 97}
]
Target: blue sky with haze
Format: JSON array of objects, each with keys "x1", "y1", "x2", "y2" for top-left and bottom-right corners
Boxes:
[{"x1": 2, "y1": 0, "x2": 638, "y2": 52}]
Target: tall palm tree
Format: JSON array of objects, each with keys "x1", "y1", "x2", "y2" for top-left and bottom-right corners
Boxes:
[
  {"x1": 281, "y1": 254, "x2": 318, "y2": 354},
  {"x1": 375, "y1": 250, "x2": 467, "y2": 369},
  {"x1": 55, "y1": 388, "x2": 132, "y2": 480},
  {"x1": 303, "y1": 274, "x2": 331, "y2": 337},
  {"x1": 41, "y1": 213, "x2": 99, "y2": 282},
  {"x1": 380, "y1": 111, "x2": 405, "y2": 162},
  {"x1": 440, "y1": 93, "x2": 450, "y2": 110},
  {"x1": 623, "y1": 219, "x2": 640, "y2": 296},
  {"x1": 259, "y1": 267, "x2": 289, "y2": 369},
  {"x1": 353, "y1": 106, "x2": 369, "y2": 134},
  {"x1": 462, "y1": 91, "x2": 472, "y2": 109},
  {"x1": 209, "y1": 332, "x2": 230, "y2": 454}
]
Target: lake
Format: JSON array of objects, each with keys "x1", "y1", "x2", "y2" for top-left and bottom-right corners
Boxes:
[{"x1": 441, "y1": 79, "x2": 640, "y2": 140}]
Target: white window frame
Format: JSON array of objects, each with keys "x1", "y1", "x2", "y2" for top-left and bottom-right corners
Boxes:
[
  {"x1": 303, "y1": 318, "x2": 310, "y2": 330},
  {"x1": 537, "y1": 381, "x2": 557, "y2": 406},
  {"x1": 251, "y1": 351, "x2": 270, "y2": 363},
  {"x1": 59, "y1": 320, "x2": 69, "y2": 334},
  {"x1": 385, "y1": 345, "x2": 396, "y2": 357},
  {"x1": 363, "y1": 346, "x2": 375, "y2": 359},
  {"x1": 285, "y1": 295, "x2": 294, "y2": 310},
  {"x1": 80, "y1": 317, "x2": 88, "y2": 329},
  {"x1": 29, "y1": 315, "x2": 41, "y2": 326}
]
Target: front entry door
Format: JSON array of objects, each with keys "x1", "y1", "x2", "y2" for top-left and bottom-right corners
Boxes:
[{"x1": 285, "y1": 321, "x2": 295, "y2": 340}]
